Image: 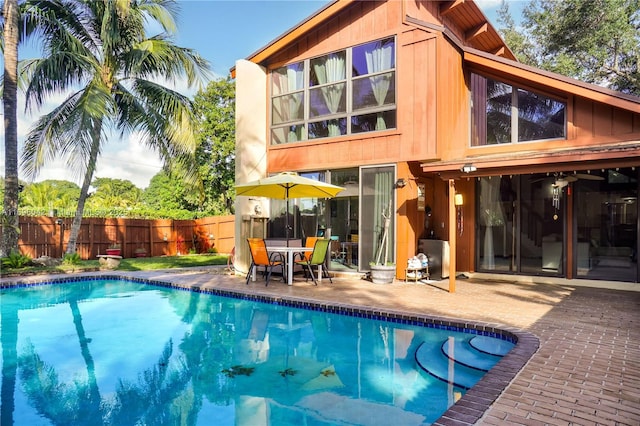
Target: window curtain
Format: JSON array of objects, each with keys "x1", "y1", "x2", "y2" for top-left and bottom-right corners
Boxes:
[
  {"x1": 365, "y1": 42, "x2": 393, "y2": 130},
  {"x1": 313, "y1": 54, "x2": 345, "y2": 137},
  {"x1": 471, "y1": 73, "x2": 488, "y2": 146},
  {"x1": 479, "y1": 178, "x2": 506, "y2": 269},
  {"x1": 273, "y1": 67, "x2": 303, "y2": 142},
  {"x1": 372, "y1": 171, "x2": 393, "y2": 263}
]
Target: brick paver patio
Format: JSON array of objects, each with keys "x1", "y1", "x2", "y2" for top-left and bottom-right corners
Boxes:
[{"x1": 4, "y1": 269, "x2": 639, "y2": 425}]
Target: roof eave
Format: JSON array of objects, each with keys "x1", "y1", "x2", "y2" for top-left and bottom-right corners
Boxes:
[
  {"x1": 464, "y1": 49, "x2": 640, "y2": 112},
  {"x1": 420, "y1": 140, "x2": 640, "y2": 179},
  {"x1": 230, "y1": 0, "x2": 350, "y2": 78}
]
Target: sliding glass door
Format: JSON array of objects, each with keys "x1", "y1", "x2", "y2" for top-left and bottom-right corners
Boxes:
[
  {"x1": 574, "y1": 168, "x2": 637, "y2": 282},
  {"x1": 477, "y1": 174, "x2": 565, "y2": 276},
  {"x1": 477, "y1": 169, "x2": 638, "y2": 282},
  {"x1": 360, "y1": 165, "x2": 395, "y2": 268}
]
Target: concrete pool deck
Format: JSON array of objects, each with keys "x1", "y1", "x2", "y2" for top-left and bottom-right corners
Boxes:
[{"x1": 3, "y1": 269, "x2": 639, "y2": 425}]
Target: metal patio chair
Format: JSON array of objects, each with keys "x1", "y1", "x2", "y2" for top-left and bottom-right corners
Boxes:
[
  {"x1": 294, "y1": 238, "x2": 332, "y2": 285},
  {"x1": 246, "y1": 238, "x2": 285, "y2": 286}
]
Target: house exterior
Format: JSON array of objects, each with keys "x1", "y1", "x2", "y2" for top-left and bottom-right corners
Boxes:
[{"x1": 233, "y1": 0, "x2": 640, "y2": 286}]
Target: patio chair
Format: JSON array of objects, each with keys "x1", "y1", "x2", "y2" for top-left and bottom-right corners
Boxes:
[
  {"x1": 293, "y1": 236, "x2": 318, "y2": 263},
  {"x1": 246, "y1": 238, "x2": 285, "y2": 286},
  {"x1": 294, "y1": 238, "x2": 332, "y2": 285},
  {"x1": 293, "y1": 236, "x2": 325, "y2": 281}
]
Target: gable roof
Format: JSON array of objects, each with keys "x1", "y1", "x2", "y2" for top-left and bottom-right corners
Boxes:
[
  {"x1": 230, "y1": 0, "x2": 640, "y2": 113},
  {"x1": 230, "y1": 0, "x2": 515, "y2": 76},
  {"x1": 230, "y1": 0, "x2": 351, "y2": 77},
  {"x1": 408, "y1": 0, "x2": 516, "y2": 60}
]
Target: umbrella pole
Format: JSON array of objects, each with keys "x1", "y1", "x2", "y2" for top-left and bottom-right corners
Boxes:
[{"x1": 286, "y1": 197, "x2": 290, "y2": 247}]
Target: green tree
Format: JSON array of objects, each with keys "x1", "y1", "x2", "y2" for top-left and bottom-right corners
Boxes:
[
  {"x1": 505, "y1": 0, "x2": 640, "y2": 95},
  {"x1": 20, "y1": 180, "x2": 80, "y2": 211},
  {"x1": 87, "y1": 177, "x2": 141, "y2": 210},
  {"x1": 19, "y1": 0, "x2": 210, "y2": 255},
  {"x1": 496, "y1": 1, "x2": 537, "y2": 66},
  {"x1": 1, "y1": 0, "x2": 20, "y2": 257},
  {"x1": 142, "y1": 170, "x2": 189, "y2": 211},
  {"x1": 192, "y1": 77, "x2": 236, "y2": 215}
]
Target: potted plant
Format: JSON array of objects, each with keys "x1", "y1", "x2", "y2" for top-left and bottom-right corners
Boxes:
[
  {"x1": 369, "y1": 199, "x2": 396, "y2": 284},
  {"x1": 134, "y1": 247, "x2": 147, "y2": 258},
  {"x1": 106, "y1": 243, "x2": 121, "y2": 256}
]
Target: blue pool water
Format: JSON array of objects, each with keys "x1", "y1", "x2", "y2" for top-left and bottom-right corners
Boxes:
[{"x1": 0, "y1": 278, "x2": 514, "y2": 425}]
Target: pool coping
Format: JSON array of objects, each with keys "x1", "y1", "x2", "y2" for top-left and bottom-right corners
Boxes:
[{"x1": 1, "y1": 273, "x2": 540, "y2": 425}]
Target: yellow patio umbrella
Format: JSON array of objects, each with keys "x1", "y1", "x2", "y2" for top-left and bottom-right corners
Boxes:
[{"x1": 235, "y1": 172, "x2": 344, "y2": 242}]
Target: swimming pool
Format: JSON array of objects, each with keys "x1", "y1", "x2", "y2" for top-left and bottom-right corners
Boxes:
[{"x1": 1, "y1": 277, "x2": 517, "y2": 425}]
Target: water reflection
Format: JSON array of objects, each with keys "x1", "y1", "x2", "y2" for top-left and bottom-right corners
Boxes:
[{"x1": 1, "y1": 280, "x2": 469, "y2": 425}]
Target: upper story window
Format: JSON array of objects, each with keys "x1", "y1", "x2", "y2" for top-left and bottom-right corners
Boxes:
[
  {"x1": 471, "y1": 73, "x2": 566, "y2": 146},
  {"x1": 271, "y1": 37, "x2": 396, "y2": 145}
]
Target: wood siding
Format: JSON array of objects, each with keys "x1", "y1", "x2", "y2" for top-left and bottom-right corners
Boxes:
[
  {"x1": 267, "y1": 0, "x2": 449, "y2": 173},
  {"x1": 436, "y1": 31, "x2": 468, "y2": 160}
]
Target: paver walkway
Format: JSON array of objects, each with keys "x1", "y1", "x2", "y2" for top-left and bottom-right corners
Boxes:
[{"x1": 4, "y1": 269, "x2": 639, "y2": 425}]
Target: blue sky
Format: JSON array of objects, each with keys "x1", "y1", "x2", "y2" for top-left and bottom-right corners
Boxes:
[
  {"x1": 176, "y1": 0, "x2": 330, "y2": 78},
  {"x1": 1, "y1": 0, "x2": 526, "y2": 189},
  {"x1": 175, "y1": 0, "x2": 527, "y2": 78}
]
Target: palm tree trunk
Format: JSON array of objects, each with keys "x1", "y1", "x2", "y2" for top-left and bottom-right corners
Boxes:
[
  {"x1": 69, "y1": 299, "x2": 102, "y2": 415},
  {"x1": 1, "y1": 0, "x2": 20, "y2": 257},
  {"x1": 66, "y1": 121, "x2": 103, "y2": 254}
]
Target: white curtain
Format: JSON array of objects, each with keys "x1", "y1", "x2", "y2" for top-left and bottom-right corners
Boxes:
[
  {"x1": 273, "y1": 67, "x2": 303, "y2": 142},
  {"x1": 372, "y1": 171, "x2": 393, "y2": 263},
  {"x1": 365, "y1": 42, "x2": 393, "y2": 130},
  {"x1": 480, "y1": 178, "x2": 506, "y2": 269},
  {"x1": 313, "y1": 54, "x2": 345, "y2": 137}
]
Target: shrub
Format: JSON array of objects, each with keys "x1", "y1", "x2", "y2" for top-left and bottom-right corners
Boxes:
[
  {"x1": 63, "y1": 253, "x2": 82, "y2": 265},
  {"x1": 1, "y1": 250, "x2": 32, "y2": 269}
]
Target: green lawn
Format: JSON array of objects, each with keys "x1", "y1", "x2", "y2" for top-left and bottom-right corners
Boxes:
[{"x1": 1, "y1": 254, "x2": 230, "y2": 277}]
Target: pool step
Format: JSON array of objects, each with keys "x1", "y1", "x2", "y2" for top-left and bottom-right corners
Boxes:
[
  {"x1": 415, "y1": 337, "x2": 513, "y2": 390},
  {"x1": 441, "y1": 339, "x2": 502, "y2": 372},
  {"x1": 469, "y1": 335, "x2": 514, "y2": 357}
]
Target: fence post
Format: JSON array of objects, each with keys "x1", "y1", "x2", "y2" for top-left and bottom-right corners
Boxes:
[{"x1": 89, "y1": 221, "x2": 95, "y2": 258}]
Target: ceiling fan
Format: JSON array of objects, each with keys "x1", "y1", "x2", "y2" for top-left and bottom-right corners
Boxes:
[
  {"x1": 551, "y1": 172, "x2": 605, "y2": 189},
  {"x1": 550, "y1": 172, "x2": 604, "y2": 209},
  {"x1": 532, "y1": 172, "x2": 604, "y2": 188}
]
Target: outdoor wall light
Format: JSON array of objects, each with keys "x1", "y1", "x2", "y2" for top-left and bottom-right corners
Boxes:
[
  {"x1": 395, "y1": 178, "x2": 407, "y2": 188},
  {"x1": 461, "y1": 163, "x2": 477, "y2": 173},
  {"x1": 455, "y1": 193, "x2": 464, "y2": 236}
]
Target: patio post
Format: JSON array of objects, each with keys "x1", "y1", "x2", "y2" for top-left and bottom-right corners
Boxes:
[{"x1": 448, "y1": 179, "x2": 457, "y2": 293}]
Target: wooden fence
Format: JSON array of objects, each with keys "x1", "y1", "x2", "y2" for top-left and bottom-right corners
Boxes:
[{"x1": 8, "y1": 215, "x2": 235, "y2": 260}]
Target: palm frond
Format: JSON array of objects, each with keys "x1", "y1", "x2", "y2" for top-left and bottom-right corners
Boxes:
[
  {"x1": 138, "y1": 0, "x2": 179, "y2": 35},
  {"x1": 124, "y1": 37, "x2": 211, "y2": 87},
  {"x1": 21, "y1": 82, "x2": 111, "y2": 181},
  {"x1": 23, "y1": 37, "x2": 99, "y2": 110}
]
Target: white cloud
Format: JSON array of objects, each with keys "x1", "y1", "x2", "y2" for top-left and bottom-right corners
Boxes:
[
  {"x1": 95, "y1": 135, "x2": 163, "y2": 189},
  {"x1": 2, "y1": 76, "x2": 198, "y2": 189},
  {"x1": 475, "y1": 0, "x2": 503, "y2": 6}
]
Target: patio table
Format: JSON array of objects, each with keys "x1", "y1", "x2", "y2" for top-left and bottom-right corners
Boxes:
[{"x1": 266, "y1": 245, "x2": 316, "y2": 286}]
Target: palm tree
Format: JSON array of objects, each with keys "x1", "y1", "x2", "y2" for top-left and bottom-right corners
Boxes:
[
  {"x1": 1, "y1": 0, "x2": 20, "y2": 257},
  {"x1": 20, "y1": 0, "x2": 210, "y2": 254}
]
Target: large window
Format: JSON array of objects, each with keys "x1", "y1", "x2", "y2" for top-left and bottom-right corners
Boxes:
[
  {"x1": 471, "y1": 73, "x2": 566, "y2": 146},
  {"x1": 271, "y1": 37, "x2": 396, "y2": 144}
]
